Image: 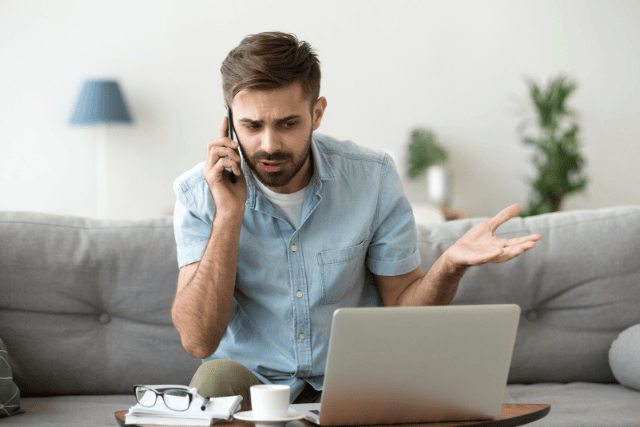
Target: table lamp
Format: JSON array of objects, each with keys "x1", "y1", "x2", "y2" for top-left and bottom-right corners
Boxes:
[{"x1": 69, "y1": 79, "x2": 133, "y2": 218}]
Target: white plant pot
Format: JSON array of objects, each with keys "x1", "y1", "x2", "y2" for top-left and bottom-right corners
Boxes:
[{"x1": 426, "y1": 165, "x2": 453, "y2": 207}]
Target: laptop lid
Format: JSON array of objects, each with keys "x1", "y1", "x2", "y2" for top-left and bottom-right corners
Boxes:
[{"x1": 309, "y1": 304, "x2": 520, "y2": 426}]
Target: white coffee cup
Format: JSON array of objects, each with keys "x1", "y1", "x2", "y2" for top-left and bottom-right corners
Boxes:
[{"x1": 250, "y1": 384, "x2": 290, "y2": 420}]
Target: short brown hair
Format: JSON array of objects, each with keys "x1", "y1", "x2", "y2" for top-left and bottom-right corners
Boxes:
[{"x1": 221, "y1": 31, "x2": 321, "y2": 108}]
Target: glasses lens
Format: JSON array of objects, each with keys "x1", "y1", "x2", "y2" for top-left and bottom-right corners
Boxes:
[
  {"x1": 164, "y1": 389, "x2": 191, "y2": 411},
  {"x1": 135, "y1": 387, "x2": 157, "y2": 407}
]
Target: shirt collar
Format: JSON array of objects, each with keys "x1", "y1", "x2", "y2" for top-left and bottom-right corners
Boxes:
[
  {"x1": 310, "y1": 132, "x2": 336, "y2": 182},
  {"x1": 242, "y1": 132, "x2": 335, "y2": 208}
]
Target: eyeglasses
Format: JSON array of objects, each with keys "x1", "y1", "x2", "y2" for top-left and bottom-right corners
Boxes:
[{"x1": 133, "y1": 384, "x2": 195, "y2": 411}]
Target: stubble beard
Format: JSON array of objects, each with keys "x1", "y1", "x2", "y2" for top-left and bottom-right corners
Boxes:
[{"x1": 243, "y1": 126, "x2": 313, "y2": 188}]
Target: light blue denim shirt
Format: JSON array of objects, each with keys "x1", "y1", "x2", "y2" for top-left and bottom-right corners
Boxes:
[{"x1": 172, "y1": 132, "x2": 420, "y2": 402}]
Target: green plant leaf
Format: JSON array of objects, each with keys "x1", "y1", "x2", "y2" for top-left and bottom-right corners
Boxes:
[
  {"x1": 407, "y1": 128, "x2": 448, "y2": 180},
  {"x1": 517, "y1": 74, "x2": 588, "y2": 216}
]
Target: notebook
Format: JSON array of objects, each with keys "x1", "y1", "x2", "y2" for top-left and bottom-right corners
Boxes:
[
  {"x1": 125, "y1": 391, "x2": 242, "y2": 426},
  {"x1": 295, "y1": 304, "x2": 520, "y2": 426}
]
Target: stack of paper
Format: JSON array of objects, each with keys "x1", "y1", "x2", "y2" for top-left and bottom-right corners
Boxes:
[{"x1": 125, "y1": 394, "x2": 243, "y2": 426}]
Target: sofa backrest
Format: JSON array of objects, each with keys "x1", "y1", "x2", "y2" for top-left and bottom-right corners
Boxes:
[
  {"x1": 415, "y1": 205, "x2": 640, "y2": 384},
  {"x1": 1, "y1": 206, "x2": 639, "y2": 396},
  {"x1": 0, "y1": 212, "x2": 200, "y2": 396}
]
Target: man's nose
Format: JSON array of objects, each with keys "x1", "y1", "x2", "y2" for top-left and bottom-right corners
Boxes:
[{"x1": 261, "y1": 127, "x2": 283, "y2": 154}]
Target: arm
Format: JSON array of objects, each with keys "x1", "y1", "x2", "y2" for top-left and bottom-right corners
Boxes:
[
  {"x1": 171, "y1": 113, "x2": 247, "y2": 359},
  {"x1": 376, "y1": 254, "x2": 468, "y2": 307},
  {"x1": 171, "y1": 210, "x2": 244, "y2": 359},
  {"x1": 375, "y1": 204, "x2": 542, "y2": 307}
]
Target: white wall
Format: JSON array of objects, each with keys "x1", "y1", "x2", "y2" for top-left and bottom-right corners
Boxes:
[{"x1": 1, "y1": 0, "x2": 639, "y2": 219}]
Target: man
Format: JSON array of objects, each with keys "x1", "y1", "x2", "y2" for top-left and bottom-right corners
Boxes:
[{"x1": 171, "y1": 31, "x2": 542, "y2": 405}]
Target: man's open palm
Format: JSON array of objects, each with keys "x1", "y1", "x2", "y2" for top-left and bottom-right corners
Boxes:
[{"x1": 446, "y1": 204, "x2": 542, "y2": 267}]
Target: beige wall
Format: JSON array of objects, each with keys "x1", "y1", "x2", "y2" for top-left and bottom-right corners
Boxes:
[{"x1": 1, "y1": 0, "x2": 638, "y2": 219}]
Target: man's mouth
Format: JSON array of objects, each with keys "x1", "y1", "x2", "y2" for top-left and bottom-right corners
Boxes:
[{"x1": 260, "y1": 162, "x2": 281, "y2": 172}]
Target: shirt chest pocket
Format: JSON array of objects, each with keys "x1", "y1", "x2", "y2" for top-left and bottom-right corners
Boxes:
[{"x1": 317, "y1": 240, "x2": 368, "y2": 305}]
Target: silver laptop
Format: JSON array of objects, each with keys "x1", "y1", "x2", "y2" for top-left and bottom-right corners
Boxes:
[{"x1": 295, "y1": 304, "x2": 520, "y2": 426}]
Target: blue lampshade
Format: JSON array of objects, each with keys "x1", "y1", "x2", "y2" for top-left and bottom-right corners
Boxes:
[{"x1": 69, "y1": 79, "x2": 133, "y2": 125}]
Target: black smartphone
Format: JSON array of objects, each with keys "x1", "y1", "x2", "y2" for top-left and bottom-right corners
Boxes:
[{"x1": 227, "y1": 107, "x2": 237, "y2": 183}]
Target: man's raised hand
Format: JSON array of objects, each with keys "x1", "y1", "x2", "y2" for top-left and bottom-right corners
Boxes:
[
  {"x1": 203, "y1": 115, "x2": 247, "y2": 216},
  {"x1": 445, "y1": 204, "x2": 542, "y2": 267}
]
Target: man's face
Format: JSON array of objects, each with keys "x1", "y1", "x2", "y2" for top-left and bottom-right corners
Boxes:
[{"x1": 230, "y1": 82, "x2": 326, "y2": 193}]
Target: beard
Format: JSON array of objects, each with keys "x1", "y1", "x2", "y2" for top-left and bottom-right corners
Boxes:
[{"x1": 242, "y1": 125, "x2": 313, "y2": 188}]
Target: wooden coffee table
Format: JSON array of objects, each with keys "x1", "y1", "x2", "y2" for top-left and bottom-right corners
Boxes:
[{"x1": 116, "y1": 403, "x2": 550, "y2": 427}]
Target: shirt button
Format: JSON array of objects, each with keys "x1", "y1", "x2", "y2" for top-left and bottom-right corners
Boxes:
[
  {"x1": 296, "y1": 291, "x2": 303, "y2": 298},
  {"x1": 291, "y1": 245, "x2": 298, "y2": 252},
  {"x1": 299, "y1": 333, "x2": 306, "y2": 340}
]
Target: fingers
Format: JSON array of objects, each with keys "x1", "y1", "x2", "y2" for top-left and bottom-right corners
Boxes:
[
  {"x1": 500, "y1": 240, "x2": 537, "y2": 261},
  {"x1": 206, "y1": 116, "x2": 242, "y2": 180},
  {"x1": 219, "y1": 115, "x2": 229, "y2": 139},
  {"x1": 212, "y1": 157, "x2": 243, "y2": 179},
  {"x1": 497, "y1": 234, "x2": 540, "y2": 262},
  {"x1": 207, "y1": 144, "x2": 241, "y2": 165},
  {"x1": 487, "y1": 204, "x2": 521, "y2": 232},
  {"x1": 504, "y1": 233, "x2": 542, "y2": 246},
  {"x1": 206, "y1": 143, "x2": 240, "y2": 178}
]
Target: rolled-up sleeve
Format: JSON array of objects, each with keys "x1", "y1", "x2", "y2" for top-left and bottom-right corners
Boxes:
[
  {"x1": 172, "y1": 176, "x2": 213, "y2": 269},
  {"x1": 366, "y1": 154, "x2": 421, "y2": 276}
]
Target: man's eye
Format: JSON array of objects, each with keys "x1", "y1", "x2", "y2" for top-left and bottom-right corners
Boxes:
[{"x1": 283, "y1": 122, "x2": 297, "y2": 128}]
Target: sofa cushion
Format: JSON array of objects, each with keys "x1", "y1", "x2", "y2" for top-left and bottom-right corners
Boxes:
[
  {"x1": 0, "y1": 212, "x2": 201, "y2": 396},
  {"x1": 0, "y1": 395, "x2": 135, "y2": 426},
  {"x1": 415, "y1": 205, "x2": 640, "y2": 383},
  {"x1": 0, "y1": 338, "x2": 24, "y2": 417},
  {"x1": 609, "y1": 323, "x2": 640, "y2": 391},
  {"x1": 505, "y1": 382, "x2": 640, "y2": 426}
]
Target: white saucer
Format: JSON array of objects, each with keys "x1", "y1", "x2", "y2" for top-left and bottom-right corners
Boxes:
[{"x1": 234, "y1": 408, "x2": 304, "y2": 426}]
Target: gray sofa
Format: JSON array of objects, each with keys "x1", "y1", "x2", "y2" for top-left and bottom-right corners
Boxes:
[{"x1": 1, "y1": 206, "x2": 639, "y2": 426}]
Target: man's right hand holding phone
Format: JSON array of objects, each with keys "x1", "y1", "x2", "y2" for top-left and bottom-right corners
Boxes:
[{"x1": 204, "y1": 116, "x2": 248, "y2": 217}]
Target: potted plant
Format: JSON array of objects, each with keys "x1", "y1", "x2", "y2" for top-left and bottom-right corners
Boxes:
[
  {"x1": 407, "y1": 128, "x2": 451, "y2": 207},
  {"x1": 516, "y1": 75, "x2": 589, "y2": 217}
]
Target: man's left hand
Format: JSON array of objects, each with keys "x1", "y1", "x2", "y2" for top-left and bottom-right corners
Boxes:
[{"x1": 445, "y1": 204, "x2": 542, "y2": 267}]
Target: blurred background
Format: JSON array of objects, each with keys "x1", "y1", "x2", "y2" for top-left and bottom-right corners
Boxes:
[{"x1": 1, "y1": 0, "x2": 638, "y2": 220}]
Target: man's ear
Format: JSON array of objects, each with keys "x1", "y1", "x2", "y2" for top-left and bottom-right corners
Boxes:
[{"x1": 312, "y1": 97, "x2": 328, "y2": 131}]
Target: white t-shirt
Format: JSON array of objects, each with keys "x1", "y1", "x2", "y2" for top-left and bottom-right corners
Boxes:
[{"x1": 253, "y1": 175, "x2": 307, "y2": 229}]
